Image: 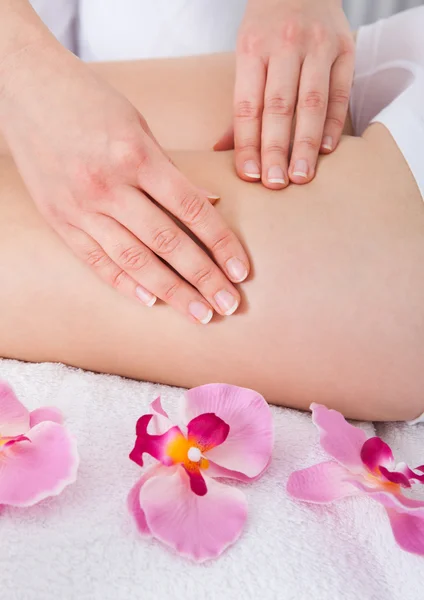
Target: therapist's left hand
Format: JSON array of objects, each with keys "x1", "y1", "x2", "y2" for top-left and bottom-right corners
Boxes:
[{"x1": 215, "y1": 0, "x2": 354, "y2": 188}]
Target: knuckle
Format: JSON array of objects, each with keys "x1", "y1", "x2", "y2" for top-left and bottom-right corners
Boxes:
[
  {"x1": 238, "y1": 30, "x2": 262, "y2": 54},
  {"x1": 178, "y1": 193, "x2": 208, "y2": 227},
  {"x1": 151, "y1": 227, "x2": 181, "y2": 256},
  {"x1": 339, "y1": 33, "x2": 355, "y2": 55},
  {"x1": 325, "y1": 114, "x2": 346, "y2": 130},
  {"x1": 311, "y1": 23, "x2": 330, "y2": 47},
  {"x1": 85, "y1": 248, "x2": 111, "y2": 269},
  {"x1": 111, "y1": 139, "x2": 140, "y2": 171},
  {"x1": 235, "y1": 137, "x2": 259, "y2": 152},
  {"x1": 329, "y1": 88, "x2": 350, "y2": 108},
  {"x1": 279, "y1": 19, "x2": 302, "y2": 45},
  {"x1": 162, "y1": 280, "x2": 181, "y2": 302},
  {"x1": 299, "y1": 91, "x2": 327, "y2": 112},
  {"x1": 210, "y1": 229, "x2": 234, "y2": 255},
  {"x1": 264, "y1": 95, "x2": 294, "y2": 117},
  {"x1": 234, "y1": 100, "x2": 262, "y2": 121},
  {"x1": 118, "y1": 245, "x2": 150, "y2": 270},
  {"x1": 296, "y1": 136, "x2": 320, "y2": 153},
  {"x1": 192, "y1": 265, "x2": 215, "y2": 287},
  {"x1": 110, "y1": 269, "x2": 127, "y2": 290},
  {"x1": 263, "y1": 142, "x2": 289, "y2": 156}
]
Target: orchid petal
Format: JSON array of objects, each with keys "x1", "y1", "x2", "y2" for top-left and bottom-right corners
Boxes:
[
  {"x1": 186, "y1": 413, "x2": 229, "y2": 452},
  {"x1": 184, "y1": 384, "x2": 273, "y2": 478},
  {"x1": 378, "y1": 465, "x2": 411, "y2": 488},
  {"x1": 311, "y1": 403, "x2": 367, "y2": 471},
  {"x1": 182, "y1": 465, "x2": 208, "y2": 496},
  {"x1": 287, "y1": 460, "x2": 360, "y2": 503},
  {"x1": 0, "y1": 421, "x2": 78, "y2": 507},
  {"x1": 360, "y1": 437, "x2": 394, "y2": 472},
  {"x1": 127, "y1": 465, "x2": 171, "y2": 536},
  {"x1": 148, "y1": 398, "x2": 173, "y2": 435},
  {"x1": 349, "y1": 481, "x2": 424, "y2": 515},
  {"x1": 205, "y1": 459, "x2": 271, "y2": 483},
  {"x1": 386, "y1": 508, "x2": 424, "y2": 555},
  {"x1": 396, "y1": 463, "x2": 424, "y2": 484},
  {"x1": 29, "y1": 407, "x2": 63, "y2": 428},
  {"x1": 129, "y1": 414, "x2": 183, "y2": 467},
  {"x1": 140, "y1": 468, "x2": 248, "y2": 562},
  {"x1": 0, "y1": 381, "x2": 30, "y2": 437},
  {"x1": 150, "y1": 397, "x2": 169, "y2": 420}
]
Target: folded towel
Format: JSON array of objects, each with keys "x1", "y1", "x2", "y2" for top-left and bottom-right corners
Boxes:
[{"x1": 0, "y1": 358, "x2": 422, "y2": 600}]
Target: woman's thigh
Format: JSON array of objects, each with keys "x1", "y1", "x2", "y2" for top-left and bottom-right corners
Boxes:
[{"x1": 0, "y1": 121, "x2": 423, "y2": 421}]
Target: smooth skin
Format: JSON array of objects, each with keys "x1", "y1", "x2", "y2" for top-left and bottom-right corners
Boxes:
[{"x1": 0, "y1": 52, "x2": 423, "y2": 422}]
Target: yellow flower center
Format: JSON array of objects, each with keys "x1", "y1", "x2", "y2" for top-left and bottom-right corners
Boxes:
[
  {"x1": 365, "y1": 469, "x2": 401, "y2": 493},
  {"x1": 166, "y1": 434, "x2": 209, "y2": 471}
]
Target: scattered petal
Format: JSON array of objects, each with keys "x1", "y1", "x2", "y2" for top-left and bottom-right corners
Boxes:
[
  {"x1": 184, "y1": 384, "x2": 273, "y2": 478},
  {"x1": 141, "y1": 469, "x2": 248, "y2": 562},
  {"x1": 361, "y1": 437, "x2": 394, "y2": 472},
  {"x1": 311, "y1": 403, "x2": 367, "y2": 472},
  {"x1": 379, "y1": 465, "x2": 411, "y2": 488},
  {"x1": 287, "y1": 461, "x2": 360, "y2": 503},
  {"x1": 386, "y1": 508, "x2": 424, "y2": 555},
  {"x1": 187, "y1": 413, "x2": 229, "y2": 452},
  {"x1": 29, "y1": 407, "x2": 63, "y2": 428},
  {"x1": 0, "y1": 421, "x2": 79, "y2": 507},
  {"x1": 0, "y1": 381, "x2": 29, "y2": 437}
]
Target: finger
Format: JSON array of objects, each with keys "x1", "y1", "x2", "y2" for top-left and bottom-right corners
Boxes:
[
  {"x1": 261, "y1": 53, "x2": 300, "y2": 190},
  {"x1": 320, "y1": 50, "x2": 355, "y2": 154},
  {"x1": 106, "y1": 185, "x2": 242, "y2": 317},
  {"x1": 61, "y1": 224, "x2": 157, "y2": 308},
  {"x1": 289, "y1": 55, "x2": 331, "y2": 184},
  {"x1": 213, "y1": 125, "x2": 234, "y2": 151},
  {"x1": 82, "y1": 214, "x2": 216, "y2": 324},
  {"x1": 136, "y1": 136, "x2": 250, "y2": 284},
  {"x1": 233, "y1": 53, "x2": 267, "y2": 181}
]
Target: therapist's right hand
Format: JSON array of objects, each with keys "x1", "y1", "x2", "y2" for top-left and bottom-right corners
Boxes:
[{"x1": 0, "y1": 41, "x2": 249, "y2": 324}]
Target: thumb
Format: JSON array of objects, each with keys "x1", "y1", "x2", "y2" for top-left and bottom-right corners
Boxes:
[{"x1": 213, "y1": 125, "x2": 235, "y2": 151}]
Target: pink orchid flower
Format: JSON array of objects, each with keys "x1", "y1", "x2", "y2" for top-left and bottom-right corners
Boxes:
[
  {"x1": 128, "y1": 383, "x2": 273, "y2": 562},
  {"x1": 0, "y1": 381, "x2": 79, "y2": 509},
  {"x1": 287, "y1": 403, "x2": 424, "y2": 555}
]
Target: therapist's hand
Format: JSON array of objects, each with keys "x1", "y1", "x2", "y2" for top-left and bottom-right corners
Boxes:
[
  {"x1": 215, "y1": 0, "x2": 354, "y2": 188},
  {"x1": 0, "y1": 41, "x2": 249, "y2": 323}
]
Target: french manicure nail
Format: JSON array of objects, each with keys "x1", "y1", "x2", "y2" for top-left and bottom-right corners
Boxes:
[
  {"x1": 292, "y1": 159, "x2": 308, "y2": 178},
  {"x1": 189, "y1": 301, "x2": 213, "y2": 324},
  {"x1": 267, "y1": 165, "x2": 285, "y2": 184},
  {"x1": 322, "y1": 136, "x2": 333, "y2": 151},
  {"x1": 243, "y1": 160, "x2": 261, "y2": 179},
  {"x1": 214, "y1": 290, "x2": 239, "y2": 315},
  {"x1": 136, "y1": 285, "x2": 157, "y2": 307},
  {"x1": 207, "y1": 193, "x2": 221, "y2": 200},
  {"x1": 226, "y1": 257, "x2": 248, "y2": 282}
]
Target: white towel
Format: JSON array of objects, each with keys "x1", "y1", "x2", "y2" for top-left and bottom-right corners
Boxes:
[{"x1": 0, "y1": 358, "x2": 422, "y2": 600}]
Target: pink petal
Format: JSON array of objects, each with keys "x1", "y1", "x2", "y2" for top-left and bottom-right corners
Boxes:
[
  {"x1": 386, "y1": 508, "x2": 424, "y2": 555},
  {"x1": 378, "y1": 465, "x2": 411, "y2": 488},
  {"x1": 127, "y1": 465, "x2": 170, "y2": 536},
  {"x1": 187, "y1": 413, "x2": 229, "y2": 452},
  {"x1": 287, "y1": 460, "x2": 360, "y2": 503},
  {"x1": 140, "y1": 468, "x2": 248, "y2": 562},
  {"x1": 29, "y1": 407, "x2": 63, "y2": 428},
  {"x1": 148, "y1": 398, "x2": 173, "y2": 435},
  {"x1": 397, "y1": 463, "x2": 424, "y2": 485},
  {"x1": 150, "y1": 397, "x2": 169, "y2": 419},
  {"x1": 350, "y1": 481, "x2": 424, "y2": 515},
  {"x1": 0, "y1": 381, "x2": 30, "y2": 437},
  {"x1": 311, "y1": 403, "x2": 367, "y2": 472},
  {"x1": 204, "y1": 459, "x2": 270, "y2": 483},
  {"x1": 184, "y1": 384, "x2": 273, "y2": 479},
  {"x1": 360, "y1": 437, "x2": 394, "y2": 472},
  {"x1": 0, "y1": 421, "x2": 79, "y2": 506},
  {"x1": 182, "y1": 465, "x2": 208, "y2": 496},
  {"x1": 130, "y1": 414, "x2": 183, "y2": 467}
]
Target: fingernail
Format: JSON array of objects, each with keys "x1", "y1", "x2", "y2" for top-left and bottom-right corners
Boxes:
[
  {"x1": 292, "y1": 159, "x2": 308, "y2": 178},
  {"x1": 226, "y1": 257, "x2": 248, "y2": 282},
  {"x1": 189, "y1": 301, "x2": 213, "y2": 324},
  {"x1": 267, "y1": 166, "x2": 285, "y2": 184},
  {"x1": 214, "y1": 290, "x2": 239, "y2": 315},
  {"x1": 207, "y1": 193, "x2": 221, "y2": 200},
  {"x1": 243, "y1": 160, "x2": 261, "y2": 179},
  {"x1": 136, "y1": 285, "x2": 157, "y2": 307},
  {"x1": 322, "y1": 136, "x2": 333, "y2": 151}
]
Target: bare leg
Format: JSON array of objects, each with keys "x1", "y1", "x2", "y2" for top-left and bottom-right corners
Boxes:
[{"x1": 0, "y1": 53, "x2": 422, "y2": 421}]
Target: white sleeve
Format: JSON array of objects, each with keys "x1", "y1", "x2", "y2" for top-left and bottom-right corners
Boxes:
[{"x1": 29, "y1": 0, "x2": 78, "y2": 53}]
